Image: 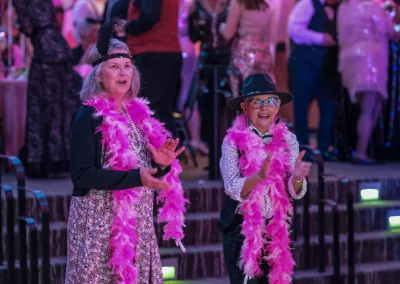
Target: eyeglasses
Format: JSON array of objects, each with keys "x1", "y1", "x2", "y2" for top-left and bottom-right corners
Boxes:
[{"x1": 246, "y1": 97, "x2": 280, "y2": 109}]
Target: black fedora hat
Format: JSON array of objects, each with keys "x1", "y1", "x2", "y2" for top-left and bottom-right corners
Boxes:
[{"x1": 227, "y1": 73, "x2": 293, "y2": 110}]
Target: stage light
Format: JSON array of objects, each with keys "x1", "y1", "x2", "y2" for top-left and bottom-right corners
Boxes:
[
  {"x1": 359, "y1": 182, "x2": 380, "y2": 202},
  {"x1": 360, "y1": 189, "x2": 379, "y2": 201},
  {"x1": 161, "y1": 257, "x2": 178, "y2": 280},
  {"x1": 387, "y1": 210, "x2": 400, "y2": 230},
  {"x1": 162, "y1": 266, "x2": 176, "y2": 280}
]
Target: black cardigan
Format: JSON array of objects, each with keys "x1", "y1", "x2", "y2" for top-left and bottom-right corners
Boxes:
[{"x1": 69, "y1": 105, "x2": 168, "y2": 196}]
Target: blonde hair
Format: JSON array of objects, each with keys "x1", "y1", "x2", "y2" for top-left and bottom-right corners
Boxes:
[{"x1": 79, "y1": 39, "x2": 140, "y2": 101}]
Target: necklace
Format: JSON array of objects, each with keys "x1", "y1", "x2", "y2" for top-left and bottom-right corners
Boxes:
[{"x1": 121, "y1": 105, "x2": 149, "y2": 158}]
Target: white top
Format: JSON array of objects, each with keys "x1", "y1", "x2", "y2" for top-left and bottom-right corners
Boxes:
[
  {"x1": 287, "y1": 0, "x2": 335, "y2": 45},
  {"x1": 220, "y1": 124, "x2": 307, "y2": 219}
]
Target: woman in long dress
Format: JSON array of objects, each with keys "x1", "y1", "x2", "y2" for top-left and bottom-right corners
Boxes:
[
  {"x1": 13, "y1": 0, "x2": 81, "y2": 177},
  {"x1": 66, "y1": 20, "x2": 187, "y2": 283}
]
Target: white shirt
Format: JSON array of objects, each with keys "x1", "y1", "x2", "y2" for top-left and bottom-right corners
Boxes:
[
  {"x1": 287, "y1": 0, "x2": 335, "y2": 46},
  {"x1": 220, "y1": 125, "x2": 307, "y2": 219}
]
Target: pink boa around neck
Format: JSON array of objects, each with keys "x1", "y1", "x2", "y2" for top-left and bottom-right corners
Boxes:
[
  {"x1": 226, "y1": 115, "x2": 295, "y2": 284},
  {"x1": 84, "y1": 95, "x2": 188, "y2": 283}
]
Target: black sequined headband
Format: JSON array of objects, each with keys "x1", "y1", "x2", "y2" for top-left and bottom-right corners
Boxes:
[
  {"x1": 92, "y1": 53, "x2": 132, "y2": 67},
  {"x1": 92, "y1": 18, "x2": 131, "y2": 67}
]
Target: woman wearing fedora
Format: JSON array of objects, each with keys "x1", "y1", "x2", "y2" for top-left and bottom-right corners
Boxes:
[{"x1": 219, "y1": 73, "x2": 311, "y2": 283}]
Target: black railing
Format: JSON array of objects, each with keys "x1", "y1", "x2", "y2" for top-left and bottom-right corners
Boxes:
[
  {"x1": 319, "y1": 175, "x2": 355, "y2": 283},
  {"x1": 197, "y1": 63, "x2": 230, "y2": 180},
  {"x1": 19, "y1": 217, "x2": 39, "y2": 284},
  {"x1": 1, "y1": 185, "x2": 15, "y2": 284},
  {"x1": 320, "y1": 199, "x2": 340, "y2": 282},
  {"x1": 298, "y1": 146, "x2": 325, "y2": 270},
  {"x1": 343, "y1": 178, "x2": 355, "y2": 284},
  {"x1": 0, "y1": 155, "x2": 50, "y2": 284}
]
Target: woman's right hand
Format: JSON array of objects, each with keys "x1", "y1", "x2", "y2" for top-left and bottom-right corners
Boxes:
[
  {"x1": 140, "y1": 168, "x2": 170, "y2": 190},
  {"x1": 240, "y1": 155, "x2": 273, "y2": 199}
]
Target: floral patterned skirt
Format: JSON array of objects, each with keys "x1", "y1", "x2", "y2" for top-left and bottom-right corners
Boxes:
[{"x1": 65, "y1": 189, "x2": 163, "y2": 284}]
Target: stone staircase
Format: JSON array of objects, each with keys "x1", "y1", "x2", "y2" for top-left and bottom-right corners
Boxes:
[{"x1": 1, "y1": 174, "x2": 400, "y2": 283}]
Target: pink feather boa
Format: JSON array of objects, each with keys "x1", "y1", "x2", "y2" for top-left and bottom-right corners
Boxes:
[
  {"x1": 226, "y1": 115, "x2": 295, "y2": 284},
  {"x1": 84, "y1": 95, "x2": 188, "y2": 283}
]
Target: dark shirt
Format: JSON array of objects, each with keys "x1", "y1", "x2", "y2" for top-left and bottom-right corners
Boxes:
[
  {"x1": 125, "y1": 0, "x2": 162, "y2": 36},
  {"x1": 71, "y1": 45, "x2": 84, "y2": 66},
  {"x1": 110, "y1": 0, "x2": 130, "y2": 20},
  {"x1": 188, "y1": 1, "x2": 231, "y2": 52},
  {"x1": 69, "y1": 105, "x2": 168, "y2": 196}
]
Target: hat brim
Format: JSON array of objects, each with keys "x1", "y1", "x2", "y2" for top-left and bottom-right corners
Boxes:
[{"x1": 227, "y1": 91, "x2": 293, "y2": 111}]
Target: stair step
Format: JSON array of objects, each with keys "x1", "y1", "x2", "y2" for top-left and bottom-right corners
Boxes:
[
  {"x1": 160, "y1": 229, "x2": 400, "y2": 276},
  {"x1": 163, "y1": 260, "x2": 400, "y2": 283},
  {"x1": 155, "y1": 212, "x2": 221, "y2": 247},
  {"x1": 293, "y1": 260, "x2": 400, "y2": 284},
  {"x1": 295, "y1": 200, "x2": 400, "y2": 235},
  {"x1": 2, "y1": 221, "x2": 68, "y2": 258},
  {"x1": 4, "y1": 219, "x2": 399, "y2": 271},
  {"x1": 294, "y1": 230, "x2": 400, "y2": 270},
  {"x1": 3, "y1": 176, "x2": 400, "y2": 226},
  {"x1": 0, "y1": 256, "x2": 67, "y2": 284},
  {"x1": 1, "y1": 245, "x2": 400, "y2": 283}
]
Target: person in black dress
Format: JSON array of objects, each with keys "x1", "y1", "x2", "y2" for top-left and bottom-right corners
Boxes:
[
  {"x1": 13, "y1": 0, "x2": 81, "y2": 177},
  {"x1": 188, "y1": 0, "x2": 231, "y2": 179}
]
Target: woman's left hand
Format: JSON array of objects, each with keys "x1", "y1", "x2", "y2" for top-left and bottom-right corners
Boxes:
[
  {"x1": 148, "y1": 138, "x2": 185, "y2": 168},
  {"x1": 293, "y1": 150, "x2": 312, "y2": 181}
]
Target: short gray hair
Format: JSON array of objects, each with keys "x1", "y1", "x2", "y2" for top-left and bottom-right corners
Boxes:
[{"x1": 79, "y1": 39, "x2": 140, "y2": 101}]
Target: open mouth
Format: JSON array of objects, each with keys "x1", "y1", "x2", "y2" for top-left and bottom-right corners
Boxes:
[
  {"x1": 258, "y1": 113, "x2": 271, "y2": 119},
  {"x1": 117, "y1": 80, "x2": 128, "y2": 85}
]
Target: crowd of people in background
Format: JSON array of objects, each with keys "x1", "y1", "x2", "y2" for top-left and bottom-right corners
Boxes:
[{"x1": 0, "y1": 0, "x2": 399, "y2": 178}]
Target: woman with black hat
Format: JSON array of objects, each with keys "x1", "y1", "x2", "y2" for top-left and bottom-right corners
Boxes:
[{"x1": 219, "y1": 73, "x2": 311, "y2": 283}]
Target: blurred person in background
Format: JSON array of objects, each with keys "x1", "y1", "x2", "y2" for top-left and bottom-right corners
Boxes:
[
  {"x1": 0, "y1": 26, "x2": 23, "y2": 77},
  {"x1": 219, "y1": 0, "x2": 276, "y2": 98},
  {"x1": 288, "y1": 0, "x2": 341, "y2": 161},
  {"x1": 71, "y1": 17, "x2": 100, "y2": 78},
  {"x1": 72, "y1": 0, "x2": 105, "y2": 44},
  {"x1": 13, "y1": 0, "x2": 81, "y2": 177},
  {"x1": 189, "y1": 0, "x2": 231, "y2": 179},
  {"x1": 337, "y1": 0, "x2": 398, "y2": 164},
  {"x1": 125, "y1": 0, "x2": 182, "y2": 137},
  {"x1": 178, "y1": 0, "x2": 209, "y2": 155}
]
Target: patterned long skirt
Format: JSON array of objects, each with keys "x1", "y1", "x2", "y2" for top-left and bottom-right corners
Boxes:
[{"x1": 65, "y1": 188, "x2": 163, "y2": 284}]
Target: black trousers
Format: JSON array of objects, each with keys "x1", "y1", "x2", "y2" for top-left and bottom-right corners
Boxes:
[
  {"x1": 222, "y1": 225, "x2": 270, "y2": 284},
  {"x1": 134, "y1": 52, "x2": 183, "y2": 137},
  {"x1": 289, "y1": 56, "x2": 340, "y2": 152}
]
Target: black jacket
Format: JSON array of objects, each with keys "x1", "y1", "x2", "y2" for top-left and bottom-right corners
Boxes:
[{"x1": 69, "y1": 105, "x2": 168, "y2": 196}]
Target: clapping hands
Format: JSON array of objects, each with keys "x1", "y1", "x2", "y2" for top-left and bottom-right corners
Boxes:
[{"x1": 147, "y1": 138, "x2": 185, "y2": 168}]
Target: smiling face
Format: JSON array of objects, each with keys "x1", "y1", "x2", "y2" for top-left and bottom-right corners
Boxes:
[
  {"x1": 240, "y1": 94, "x2": 281, "y2": 134},
  {"x1": 98, "y1": 49, "x2": 133, "y2": 99}
]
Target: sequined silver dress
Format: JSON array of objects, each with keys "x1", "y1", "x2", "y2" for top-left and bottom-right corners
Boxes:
[
  {"x1": 228, "y1": 7, "x2": 275, "y2": 98},
  {"x1": 66, "y1": 115, "x2": 163, "y2": 284},
  {"x1": 337, "y1": 0, "x2": 396, "y2": 102}
]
